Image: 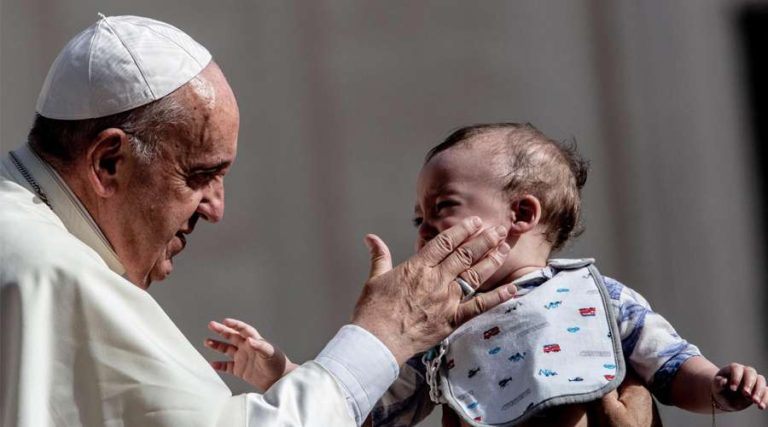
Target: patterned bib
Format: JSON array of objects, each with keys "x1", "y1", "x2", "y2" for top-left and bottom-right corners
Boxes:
[{"x1": 423, "y1": 259, "x2": 625, "y2": 426}]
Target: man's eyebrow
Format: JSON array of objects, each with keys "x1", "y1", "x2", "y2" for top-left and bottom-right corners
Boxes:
[{"x1": 189, "y1": 160, "x2": 231, "y2": 173}]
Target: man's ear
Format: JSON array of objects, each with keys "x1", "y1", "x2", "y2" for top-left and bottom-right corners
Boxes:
[
  {"x1": 509, "y1": 195, "x2": 542, "y2": 234},
  {"x1": 86, "y1": 128, "x2": 131, "y2": 198}
]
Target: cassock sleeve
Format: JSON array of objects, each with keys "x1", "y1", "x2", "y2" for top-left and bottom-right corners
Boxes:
[
  {"x1": 0, "y1": 222, "x2": 397, "y2": 427},
  {"x1": 229, "y1": 325, "x2": 400, "y2": 426}
]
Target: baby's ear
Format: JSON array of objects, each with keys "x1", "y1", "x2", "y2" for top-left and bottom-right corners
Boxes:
[{"x1": 509, "y1": 195, "x2": 542, "y2": 234}]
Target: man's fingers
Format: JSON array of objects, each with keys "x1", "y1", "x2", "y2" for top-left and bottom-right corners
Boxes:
[
  {"x1": 439, "y1": 225, "x2": 507, "y2": 279},
  {"x1": 365, "y1": 234, "x2": 392, "y2": 278},
  {"x1": 223, "y1": 318, "x2": 262, "y2": 340},
  {"x1": 457, "y1": 242, "x2": 510, "y2": 289},
  {"x1": 455, "y1": 283, "x2": 516, "y2": 325},
  {"x1": 415, "y1": 217, "x2": 483, "y2": 267},
  {"x1": 205, "y1": 338, "x2": 237, "y2": 357}
]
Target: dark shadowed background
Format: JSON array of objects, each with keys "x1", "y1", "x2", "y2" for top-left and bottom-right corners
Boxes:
[{"x1": 2, "y1": 1, "x2": 766, "y2": 425}]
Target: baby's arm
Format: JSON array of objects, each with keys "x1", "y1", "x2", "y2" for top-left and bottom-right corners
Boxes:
[
  {"x1": 605, "y1": 277, "x2": 767, "y2": 414},
  {"x1": 668, "y1": 356, "x2": 767, "y2": 413},
  {"x1": 205, "y1": 318, "x2": 299, "y2": 391}
]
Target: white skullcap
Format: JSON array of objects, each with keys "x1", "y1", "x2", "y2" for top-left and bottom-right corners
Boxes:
[{"x1": 36, "y1": 14, "x2": 212, "y2": 120}]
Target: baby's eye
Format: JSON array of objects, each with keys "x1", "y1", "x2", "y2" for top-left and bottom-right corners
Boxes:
[
  {"x1": 435, "y1": 200, "x2": 459, "y2": 212},
  {"x1": 412, "y1": 217, "x2": 423, "y2": 228}
]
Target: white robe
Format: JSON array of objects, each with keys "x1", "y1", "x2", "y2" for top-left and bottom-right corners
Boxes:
[{"x1": 0, "y1": 145, "x2": 362, "y2": 427}]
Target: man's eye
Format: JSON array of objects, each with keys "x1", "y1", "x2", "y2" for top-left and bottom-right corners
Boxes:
[
  {"x1": 187, "y1": 172, "x2": 216, "y2": 188},
  {"x1": 412, "y1": 217, "x2": 423, "y2": 228}
]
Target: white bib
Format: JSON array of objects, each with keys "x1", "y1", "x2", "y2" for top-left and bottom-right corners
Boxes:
[{"x1": 424, "y1": 259, "x2": 625, "y2": 426}]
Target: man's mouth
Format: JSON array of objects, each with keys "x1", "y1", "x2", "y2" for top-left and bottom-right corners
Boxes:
[{"x1": 174, "y1": 232, "x2": 187, "y2": 252}]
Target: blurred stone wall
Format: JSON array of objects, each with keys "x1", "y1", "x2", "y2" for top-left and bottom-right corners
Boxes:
[{"x1": 2, "y1": 1, "x2": 765, "y2": 425}]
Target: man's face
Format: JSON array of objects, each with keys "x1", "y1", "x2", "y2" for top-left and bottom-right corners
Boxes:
[
  {"x1": 414, "y1": 143, "x2": 514, "y2": 290},
  {"x1": 113, "y1": 65, "x2": 239, "y2": 288}
]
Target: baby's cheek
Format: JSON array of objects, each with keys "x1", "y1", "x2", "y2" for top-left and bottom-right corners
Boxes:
[{"x1": 431, "y1": 217, "x2": 461, "y2": 235}]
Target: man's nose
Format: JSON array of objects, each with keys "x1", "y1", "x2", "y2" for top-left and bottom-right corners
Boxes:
[{"x1": 197, "y1": 180, "x2": 225, "y2": 223}]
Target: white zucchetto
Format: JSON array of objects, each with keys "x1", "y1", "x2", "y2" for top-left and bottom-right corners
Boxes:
[{"x1": 36, "y1": 14, "x2": 211, "y2": 120}]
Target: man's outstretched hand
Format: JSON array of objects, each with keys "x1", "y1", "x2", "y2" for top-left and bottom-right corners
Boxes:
[{"x1": 352, "y1": 217, "x2": 516, "y2": 365}]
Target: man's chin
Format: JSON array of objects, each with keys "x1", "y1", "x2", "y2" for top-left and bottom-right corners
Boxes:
[{"x1": 148, "y1": 258, "x2": 174, "y2": 284}]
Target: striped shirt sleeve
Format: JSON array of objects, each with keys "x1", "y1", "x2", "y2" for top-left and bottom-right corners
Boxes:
[
  {"x1": 369, "y1": 354, "x2": 436, "y2": 426},
  {"x1": 603, "y1": 276, "x2": 702, "y2": 403}
]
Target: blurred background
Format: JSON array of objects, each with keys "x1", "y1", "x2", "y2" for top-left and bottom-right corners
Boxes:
[{"x1": 2, "y1": 0, "x2": 767, "y2": 425}]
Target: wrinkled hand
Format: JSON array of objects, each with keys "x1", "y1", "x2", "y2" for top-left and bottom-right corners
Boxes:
[
  {"x1": 590, "y1": 370, "x2": 662, "y2": 427},
  {"x1": 712, "y1": 363, "x2": 767, "y2": 411},
  {"x1": 205, "y1": 318, "x2": 299, "y2": 391},
  {"x1": 352, "y1": 217, "x2": 516, "y2": 365}
]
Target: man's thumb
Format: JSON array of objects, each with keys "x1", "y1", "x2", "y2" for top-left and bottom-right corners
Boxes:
[{"x1": 364, "y1": 234, "x2": 392, "y2": 278}]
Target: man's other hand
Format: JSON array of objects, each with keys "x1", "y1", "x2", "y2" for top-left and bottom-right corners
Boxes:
[{"x1": 352, "y1": 217, "x2": 515, "y2": 365}]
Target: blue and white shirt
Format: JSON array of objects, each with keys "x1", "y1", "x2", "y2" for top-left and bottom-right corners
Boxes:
[{"x1": 370, "y1": 266, "x2": 701, "y2": 426}]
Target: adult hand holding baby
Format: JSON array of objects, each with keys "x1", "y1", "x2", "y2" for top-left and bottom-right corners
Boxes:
[
  {"x1": 352, "y1": 216, "x2": 516, "y2": 365},
  {"x1": 591, "y1": 370, "x2": 663, "y2": 427}
]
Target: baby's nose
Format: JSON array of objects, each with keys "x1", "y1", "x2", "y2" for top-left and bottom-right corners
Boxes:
[{"x1": 418, "y1": 222, "x2": 438, "y2": 243}]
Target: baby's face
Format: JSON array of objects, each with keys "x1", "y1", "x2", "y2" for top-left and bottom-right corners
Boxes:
[{"x1": 414, "y1": 146, "x2": 514, "y2": 289}]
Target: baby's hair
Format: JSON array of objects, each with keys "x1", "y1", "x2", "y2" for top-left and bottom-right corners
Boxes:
[{"x1": 425, "y1": 123, "x2": 589, "y2": 251}]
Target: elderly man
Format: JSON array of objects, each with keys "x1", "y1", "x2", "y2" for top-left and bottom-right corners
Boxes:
[
  {"x1": 0, "y1": 15, "x2": 659, "y2": 427},
  {"x1": 0, "y1": 15, "x2": 515, "y2": 427}
]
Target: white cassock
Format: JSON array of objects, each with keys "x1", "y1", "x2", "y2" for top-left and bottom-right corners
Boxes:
[{"x1": 0, "y1": 145, "x2": 398, "y2": 427}]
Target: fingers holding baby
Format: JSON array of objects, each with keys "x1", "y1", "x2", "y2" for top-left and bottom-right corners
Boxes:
[{"x1": 206, "y1": 318, "x2": 298, "y2": 391}]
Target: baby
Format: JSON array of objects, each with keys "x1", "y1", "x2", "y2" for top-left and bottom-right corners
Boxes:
[{"x1": 205, "y1": 123, "x2": 767, "y2": 426}]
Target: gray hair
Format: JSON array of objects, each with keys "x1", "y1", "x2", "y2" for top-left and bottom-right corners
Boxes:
[
  {"x1": 28, "y1": 90, "x2": 189, "y2": 169},
  {"x1": 117, "y1": 94, "x2": 187, "y2": 162}
]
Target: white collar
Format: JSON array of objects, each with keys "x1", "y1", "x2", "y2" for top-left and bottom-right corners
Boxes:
[{"x1": 8, "y1": 144, "x2": 126, "y2": 276}]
